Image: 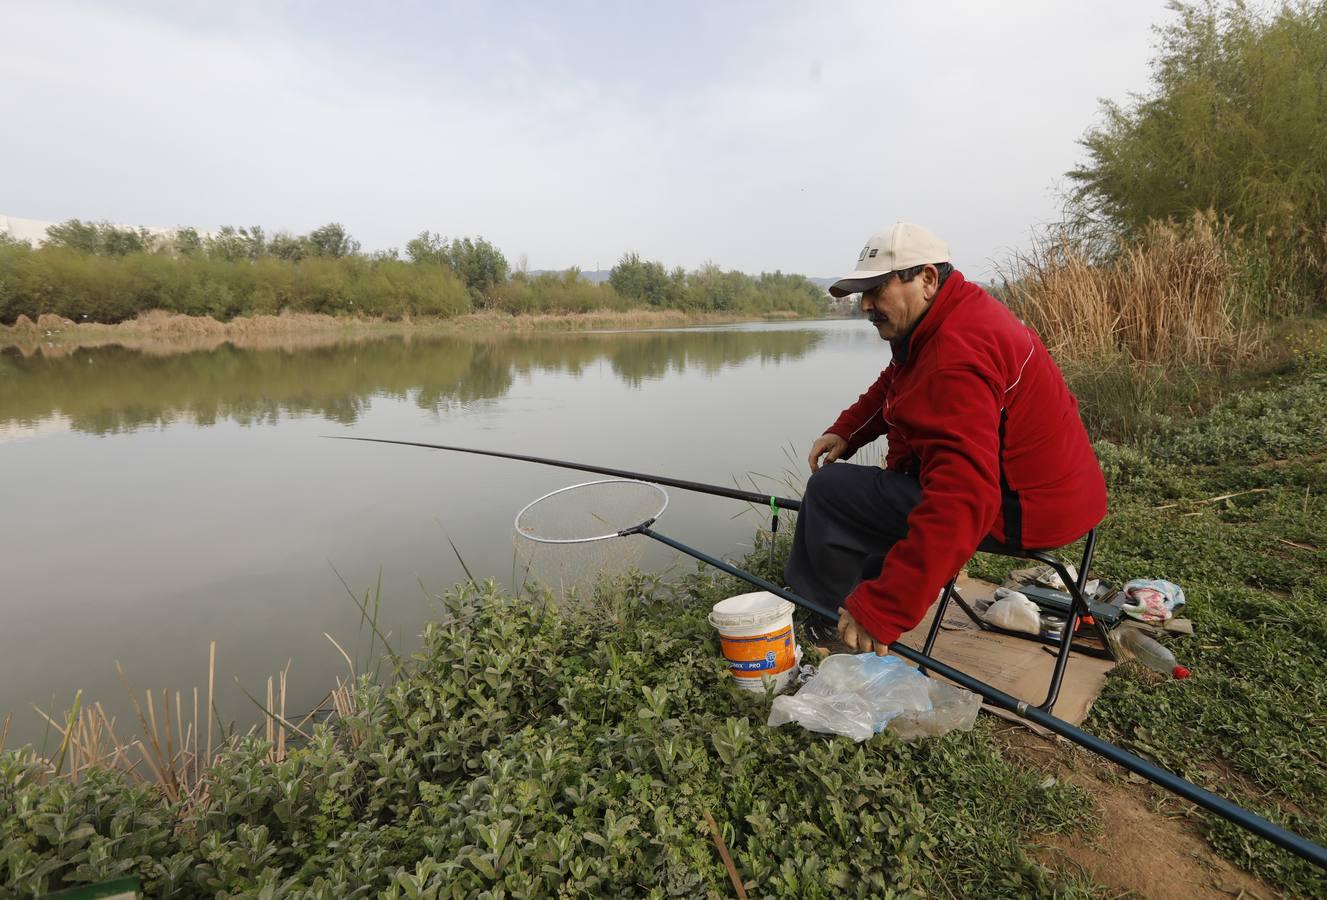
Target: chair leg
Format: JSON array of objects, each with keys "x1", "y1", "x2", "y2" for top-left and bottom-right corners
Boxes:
[
  {"x1": 1039, "y1": 598, "x2": 1079, "y2": 712},
  {"x1": 1035, "y1": 557, "x2": 1098, "y2": 711},
  {"x1": 1073, "y1": 530, "x2": 1116, "y2": 658},
  {"x1": 1076, "y1": 530, "x2": 1098, "y2": 593},
  {"x1": 919, "y1": 577, "x2": 957, "y2": 676}
]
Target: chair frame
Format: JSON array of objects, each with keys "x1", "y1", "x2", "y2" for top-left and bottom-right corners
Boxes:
[{"x1": 917, "y1": 528, "x2": 1115, "y2": 714}]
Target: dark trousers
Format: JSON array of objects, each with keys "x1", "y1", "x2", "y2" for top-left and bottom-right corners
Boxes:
[{"x1": 784, "y1": 463, "x2": 922, "y2": 622}]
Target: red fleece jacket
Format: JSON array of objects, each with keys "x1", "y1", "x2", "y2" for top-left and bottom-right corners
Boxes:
[{"x1": 828, "y1": 271, "x2": 1107, "y2": 646}]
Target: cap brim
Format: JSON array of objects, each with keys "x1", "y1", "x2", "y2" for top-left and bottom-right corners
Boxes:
[{"x1": 827, "y1": 271, "x2": 889, "y2": 298}]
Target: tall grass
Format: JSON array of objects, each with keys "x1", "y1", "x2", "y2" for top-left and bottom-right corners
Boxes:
[
  {"x1": 2, "y1": 639, "x2": 362, "y2": 813},
  {"x1": 1002, "y1": 212, "x2": 1263, "y2": 367}
]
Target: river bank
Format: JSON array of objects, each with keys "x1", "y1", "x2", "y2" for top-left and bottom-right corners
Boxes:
[
  {"x1": 4, "y1": 333, "x2": 1325, "y2": 896},
  {"x1": 0, "y1": 308, "x2": 812, "y2": 355}
]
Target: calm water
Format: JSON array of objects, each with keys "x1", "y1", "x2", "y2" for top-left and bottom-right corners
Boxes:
[{"x1": 1, "y1": 320, "x2": 891, "y2": 748}]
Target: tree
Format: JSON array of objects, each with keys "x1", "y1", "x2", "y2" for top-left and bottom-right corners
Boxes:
[
  {"x1": 44, "y1": 220, "x2": 103, "y2": 254},
  {"x1": 268, "y1": 232, "x2": 308, "y2": 261},
  {"x1": 406, "y1": 231, "x2": 449, "y2": 266},
  {"x1": 174, "y1": 227, "x2": 204, "y2": 257},
  {"x1": 206, "y1": 225, "x2": 266, "y2": 261},
  {"x1": 1068, "y1": 0, "x2": 1327, "y2": 257},
  {"x1": 610, "y1": 252, "x2": 672, "y2": 306},
  {"x1": 447, "y1": 237, "x2": 509, "y2": 303},
  {"x1": 687, "y1": 262, "x2": 750, "y2": 311},
  {"x1": 306, "y1": 223, "x2": 360, "y2": 258},
  {"x1": 408, "y1": 232, "x2": 508, "y2": 303},
  {"x1": 43, "y1": 220, "x2": 151, "y2": 255},
  {"x1": 99, "y1": 225, "x2": 151, "y2": 256}
]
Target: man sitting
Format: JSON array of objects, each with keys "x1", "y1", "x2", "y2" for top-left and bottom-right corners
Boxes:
[{"x1": 785, "y1": 223, "x2": 1107, "y2": 654}]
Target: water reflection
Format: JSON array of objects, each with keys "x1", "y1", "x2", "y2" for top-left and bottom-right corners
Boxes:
[{"x1": 0, "y1": 328, "x2": 822, "y2": 435}]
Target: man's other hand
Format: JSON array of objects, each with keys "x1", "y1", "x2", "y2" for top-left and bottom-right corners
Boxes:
[
  {"x1": 808, "y1": 433, "x2": 848, "y2": 472},
  {"x1": 837, "y1": 607, "x2": 890, "y2": 656}
]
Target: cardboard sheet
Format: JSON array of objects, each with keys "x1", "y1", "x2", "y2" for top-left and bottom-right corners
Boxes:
[{"x1": 894, "y1": 575, "x2": 1116, "y2": 727}]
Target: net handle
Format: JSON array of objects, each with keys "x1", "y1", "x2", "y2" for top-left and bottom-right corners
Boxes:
[{"x1": 513, "y1": 478, "x2": 669, "y2": 544}]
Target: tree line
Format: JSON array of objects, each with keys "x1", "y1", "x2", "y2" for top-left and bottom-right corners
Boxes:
[{"x1": 0, "y1": 220, "x2": 829, "y2": 324}]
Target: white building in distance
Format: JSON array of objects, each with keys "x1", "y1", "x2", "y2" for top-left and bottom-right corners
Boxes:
[{"x1": 0, "y1": 214, "x2": 182, "y2": 246}]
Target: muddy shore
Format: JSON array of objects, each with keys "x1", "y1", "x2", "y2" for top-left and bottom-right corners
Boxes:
[{"x1": 1, "y1": 308, "x2": 809, "y2": 356}]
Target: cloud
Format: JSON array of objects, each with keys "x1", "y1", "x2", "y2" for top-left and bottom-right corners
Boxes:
[{"x1": 0, "y1": 1, "x2": 1162, "y2": 277}]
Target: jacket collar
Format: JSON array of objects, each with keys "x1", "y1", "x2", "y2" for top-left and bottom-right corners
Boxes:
[{"x1": 889, "y1": 270, "x2": 968, "y2": 365}]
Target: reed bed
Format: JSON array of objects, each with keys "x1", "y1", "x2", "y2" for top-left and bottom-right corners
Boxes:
[
  {"x1": 1, "y1": 639, "x2": 359, "y2": 813},
  {"x1": 1001, "y1": 212, "x2": 1262, "y2": 367}
]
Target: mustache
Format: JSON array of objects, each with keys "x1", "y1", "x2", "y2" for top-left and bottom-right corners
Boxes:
[{"x1": 867, "y1": 313, "x2": 889, "y2": 324}]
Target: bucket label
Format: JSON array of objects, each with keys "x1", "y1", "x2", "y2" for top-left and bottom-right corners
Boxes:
[{"x1": 719, "y1": 625, "x2": 796, "y2": 679}]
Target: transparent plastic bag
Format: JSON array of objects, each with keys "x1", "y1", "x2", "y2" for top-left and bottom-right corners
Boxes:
[
  {"x1": 888, "y1": 678, "x2": 982, "y2": 741},
  {"x1": 768, "y1": 654, "x2": 943, "y2": 742}
]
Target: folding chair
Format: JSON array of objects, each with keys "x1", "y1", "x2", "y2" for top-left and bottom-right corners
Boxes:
[{"x1": 908, "y1": 528, "x2": 1116, "y2": 715}]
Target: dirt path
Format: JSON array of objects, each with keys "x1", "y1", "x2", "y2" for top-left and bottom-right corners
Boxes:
[{"x1": 999, "y1": 726, "x2": 1276, "y2": 899}]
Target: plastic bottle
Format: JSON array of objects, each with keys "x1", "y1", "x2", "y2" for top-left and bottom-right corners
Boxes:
[{"x1": 1116, "y1": 628, "x2": 1191, "y2": 679}]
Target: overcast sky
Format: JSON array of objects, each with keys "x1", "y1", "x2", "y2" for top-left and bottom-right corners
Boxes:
[{"x1": 0, "y1": 1, "x2": 1169, "y2": 278}]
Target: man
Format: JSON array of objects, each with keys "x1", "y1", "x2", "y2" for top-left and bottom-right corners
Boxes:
[{"x1": 784, "y1": 223, "x2": 1107, "y2": 655}]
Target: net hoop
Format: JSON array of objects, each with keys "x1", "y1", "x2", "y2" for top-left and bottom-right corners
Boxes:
[{"x1": 514, "y1": 478, "x2": 669, "y2": 544}]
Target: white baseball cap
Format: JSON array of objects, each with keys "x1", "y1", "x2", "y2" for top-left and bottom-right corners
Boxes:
[{"x1": 828, "y1": 223, "x2": 951, "y2": 298}]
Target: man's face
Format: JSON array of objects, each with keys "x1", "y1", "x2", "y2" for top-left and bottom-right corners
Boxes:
[{"x1": 860, "y1": 266, "x2": 937, "y2": 341}]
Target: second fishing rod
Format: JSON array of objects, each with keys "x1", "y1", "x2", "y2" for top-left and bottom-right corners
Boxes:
[{"x1": 327, "y1": 436, "x2": 803, "y2": 511}]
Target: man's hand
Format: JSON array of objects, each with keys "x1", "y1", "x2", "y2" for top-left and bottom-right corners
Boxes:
[
  {"x1": 837, "y1": 607, "x2": 890, "y2": 656},
  {"x1": 808, "y1": 433, "x2": 848, "y2": 472}
]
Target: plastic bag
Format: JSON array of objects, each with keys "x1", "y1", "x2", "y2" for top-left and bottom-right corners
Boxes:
[
  {"x1": 889, "y1": 678, "x2": 983, "y2": 741},
  {"x1": 982, "y1": 590, "x2": 1041, "y2": 634},
  {"x1": 768, "y1": 654, "x2": 977, "y2": 742}
]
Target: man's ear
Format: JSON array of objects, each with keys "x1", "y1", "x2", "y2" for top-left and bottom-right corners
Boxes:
[{"x1": 923, "y1": 265, "x2": 940, "y2": 298}]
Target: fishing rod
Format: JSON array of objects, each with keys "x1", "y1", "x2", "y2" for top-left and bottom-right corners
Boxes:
[
  {"x1": 512, "y1": 477, "x2": 1327, "y2": 870},
  {"x1": 640, "y1": 527, "x2": 1327, "y2": 872},
  {"x1": 326, "y1": 436, "x2": 803, "y2": 511}
]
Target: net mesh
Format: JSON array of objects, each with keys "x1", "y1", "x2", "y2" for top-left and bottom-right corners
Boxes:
[
  {"x1": 514, "y1": 533, "x2": 650, "y2": 605},
  {"x1": 514, "y1": 479, "x2": 668, "y2": 543},
  {"x1": 513, "y1": 480, "x2": 666, "y2": 603}
]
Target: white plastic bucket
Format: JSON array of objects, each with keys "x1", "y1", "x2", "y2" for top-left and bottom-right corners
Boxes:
[{"x1": 709, "y1": 591, "x2": 800, "y2": 692}]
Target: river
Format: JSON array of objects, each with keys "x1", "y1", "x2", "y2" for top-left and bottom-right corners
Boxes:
[{"x1": 0, "y1": 319, "x2": 892, "y2": 749}]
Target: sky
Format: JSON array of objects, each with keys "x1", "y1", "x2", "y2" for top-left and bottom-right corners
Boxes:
[{"x1": 0, "y1": 1, "x2": 1169, "y2": 279}]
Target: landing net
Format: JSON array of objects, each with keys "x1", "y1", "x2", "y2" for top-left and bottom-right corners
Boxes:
[
  {"x1": 515, "y1": 479, "x2": 668, "y2": 543},
  {"x1": 513, "y1": 479, "x2": 670, "y2": 603}
]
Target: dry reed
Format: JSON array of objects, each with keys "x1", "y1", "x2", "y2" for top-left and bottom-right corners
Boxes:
[
  {"x1": 14, "y1": 638, "x2": 359, "y2": 812},
  {"x1": 1001, "y1": 212, "x2": 1262, "y2": 367}
]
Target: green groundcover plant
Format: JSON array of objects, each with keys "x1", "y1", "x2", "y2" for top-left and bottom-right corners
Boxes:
[{"x1": 0, "y1": 567, "x2": 1097, "y2": 898}]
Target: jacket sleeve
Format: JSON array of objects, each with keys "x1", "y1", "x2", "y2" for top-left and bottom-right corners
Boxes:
[
  {"x1": 843, "y1": 364, "x2": 1003, "y2": 645},
  {"x1": 825, "y1": 366, "x2": 895, "y2": 458}
]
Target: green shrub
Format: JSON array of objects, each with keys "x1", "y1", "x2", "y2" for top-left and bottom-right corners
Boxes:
[
  {"x1": 1068, "y1": 0, "x2": 1327, "y2": 310},
  {"x1": 0, "y1": 240, "x2": 827, "y2": 324},
  {"x1": 0, "y1": 249, "x2": 472, "y2": 324}
]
